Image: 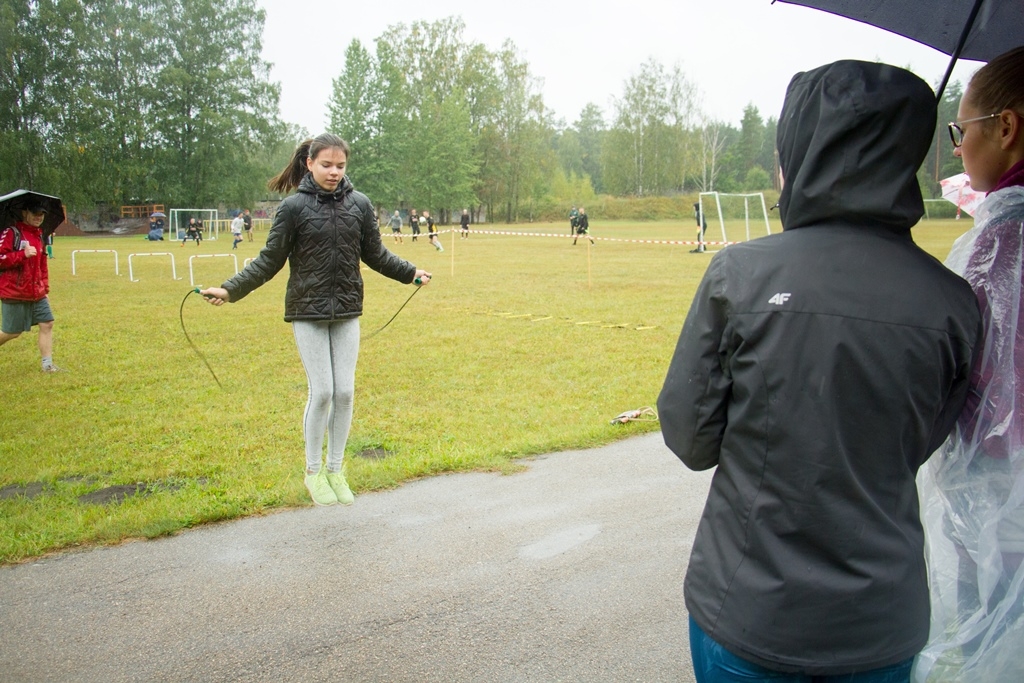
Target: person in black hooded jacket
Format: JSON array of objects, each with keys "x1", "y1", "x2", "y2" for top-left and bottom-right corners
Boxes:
[
  {"x1": 657, "y1": 61, "x2": 982, "y2": 681},
  {"x1": 200, "y1": 133, "x2": 430, "y2": 507}
]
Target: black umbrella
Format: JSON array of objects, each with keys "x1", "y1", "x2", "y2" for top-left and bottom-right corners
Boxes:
[
  {"x1": 0, "y1": 189, "x2": 66, "y2": 237},
  {"x1": 773, "y1": 0, "x2": 1023, "y2": 98}
]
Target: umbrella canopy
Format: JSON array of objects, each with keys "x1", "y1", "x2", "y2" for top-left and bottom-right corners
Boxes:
[
  {"x1": 0, "y1": 189, "x2": 66, "y2": 237},
  {"x1": 150, "y1": 211, "x2": 166, "y2": 218},
  {"x1": 773, "y1": 0, "x2": 1023, "y2": 96},
  {"x1": 939, "y1": 172, "x2": 987, "y2": 217}
]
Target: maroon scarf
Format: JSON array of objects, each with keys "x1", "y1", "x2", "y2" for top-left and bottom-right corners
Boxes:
[{"x1": 992, "y1": 158, "x2": 1024, "y2": 192}]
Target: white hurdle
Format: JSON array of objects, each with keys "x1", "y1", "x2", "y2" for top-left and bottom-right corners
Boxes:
[
  {"x1": 128, "y1": 252, "x2": 181, "y2": 282},
  {"x1": 243, "y1": 257, "x2": 255, "y2": 268},
  {"x1": 71, "y1": 250, "x2": 120, "y2": 276},
  {"x1": 189, "y1": 253, "x2": 238, "y2": 287}
]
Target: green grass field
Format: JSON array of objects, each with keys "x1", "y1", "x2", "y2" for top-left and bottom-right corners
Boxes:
[{"x1": 0, "y1": 218, "x2": 970, "y2": 563}]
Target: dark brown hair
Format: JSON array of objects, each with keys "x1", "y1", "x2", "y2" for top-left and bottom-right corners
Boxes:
[
  {"x1": 267, "y1": 133, "x2": 350, "y2": 194},
  {"x1": 967, "y1": 46, "x2": 1024, "y2": 116}
]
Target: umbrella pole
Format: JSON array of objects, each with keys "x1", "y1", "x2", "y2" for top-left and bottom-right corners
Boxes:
[{"x1": 936, "y1": 0, "x2": 986, "y2": 100}]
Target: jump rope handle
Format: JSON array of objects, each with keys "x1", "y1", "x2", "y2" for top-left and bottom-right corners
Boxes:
[
  {"x1": 193, "y1": 286, "x2": 217, "y2": 301},
  {"x1": 415, "y1": 277, "x2": 422, "y2": 285}
]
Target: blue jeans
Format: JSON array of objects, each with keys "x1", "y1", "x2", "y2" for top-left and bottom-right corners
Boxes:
[{"x1": 689, "y1": 616, "x2": 914, "y2": 683}]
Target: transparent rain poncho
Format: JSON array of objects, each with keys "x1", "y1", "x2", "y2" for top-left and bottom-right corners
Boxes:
[{"x1": 916, "y1": 186, "x2": 1024, "y2": 682}]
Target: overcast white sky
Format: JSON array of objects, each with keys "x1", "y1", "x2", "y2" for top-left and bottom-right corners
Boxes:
[{"x1": 257, "y1": 0, "x2": 981, "y2": 134}]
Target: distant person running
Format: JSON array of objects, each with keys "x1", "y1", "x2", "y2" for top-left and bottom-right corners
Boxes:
[
  {"x1": 242, "y1": 208, "x2": 253, "y2": 242},
  {"x1": 425, "y1": 211, "x2": 443, "y2": 251},
  {"x1": 569, "y1": 206, "x2": 579, "y2": 236},
  {"x1": 572, "y1": 207, "x2": 594, "y2": 245},
  {"x1": 410, "y1": 209, "x2": 420, "y2": 242},
  {"x1": 389, "y1": 210, "x2": 403, "y2": 244},
  {"x1": 460, "y1": 209, "x2": 470, "y2": 238},
  {"x1": 231, "y1": 213, "x2": 244, "y2": 249}
]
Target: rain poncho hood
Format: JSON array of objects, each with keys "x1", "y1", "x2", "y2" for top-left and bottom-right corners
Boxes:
[
  {"x1": 777, "y1": 60, "x2": 936, "y2": 233},
  {"x1": 916, "y1": 185, "x2": 1024, "y2": 682}
]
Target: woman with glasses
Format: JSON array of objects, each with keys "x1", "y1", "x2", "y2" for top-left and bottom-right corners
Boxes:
[{"x1": 917, "y1": 46, "x2": 1024, "y2": 682}]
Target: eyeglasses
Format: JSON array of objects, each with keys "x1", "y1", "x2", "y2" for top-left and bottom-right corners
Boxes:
[{"x1": 948, "y1": 113, "x2": 1000, "y2": 148}]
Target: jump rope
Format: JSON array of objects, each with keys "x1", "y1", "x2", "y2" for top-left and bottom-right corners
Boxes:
[{"x1": 179, "y1": 277, "x2": 424, "y2": 388}]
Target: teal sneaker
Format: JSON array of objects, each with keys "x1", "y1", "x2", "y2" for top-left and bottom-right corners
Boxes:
[
  {"x1": 304, "y1": 471, "x2": 338, "y2": 506},
  {"x1": 325, "y1": 471, "x2": 355, "y2": 505}
]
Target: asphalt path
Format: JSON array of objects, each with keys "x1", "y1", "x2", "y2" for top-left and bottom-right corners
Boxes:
[{"x1": 0, "y1": 433, "x2": 710, "y2": 682}]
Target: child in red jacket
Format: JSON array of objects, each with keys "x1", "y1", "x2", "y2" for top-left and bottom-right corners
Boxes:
[{"x1": 0, "y1": 199, "x2": 61, "y2": 372}]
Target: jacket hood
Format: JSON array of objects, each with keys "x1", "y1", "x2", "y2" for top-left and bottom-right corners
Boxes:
[
  {"x1": 297, "y1": 172, "x2": 353, "y2": 202},
  {"x1": 776, "y1": 60, "x2": 936, "y2": 233}
]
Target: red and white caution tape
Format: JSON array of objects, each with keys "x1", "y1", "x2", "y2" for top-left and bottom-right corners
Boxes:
[{"x1": 411, "y1": 227, "x2": 734, "y2": 247}]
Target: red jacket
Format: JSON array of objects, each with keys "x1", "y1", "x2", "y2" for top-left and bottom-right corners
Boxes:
[{"x1": 0, "y1": 221, "x2": 49, "y2": 301}]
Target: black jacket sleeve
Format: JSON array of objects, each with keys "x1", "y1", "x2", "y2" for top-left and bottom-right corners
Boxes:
[
  {"x1": 657, "y1": 254, "x2": 732, "y2": 471},
  {"x1": 222, "y1": 201, "x2": 296, "y2": 301}
]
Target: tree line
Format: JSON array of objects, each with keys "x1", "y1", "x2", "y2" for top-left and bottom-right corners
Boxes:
[
  {"x1": 1, "y1": 4, "x2": 957, "y2": 223},
  {"x1": 328, "y1": 19, "x2": 784, "y2": 223},
  {"x1": 1, "y1": 0, "x2": 283, "y2": 218}
]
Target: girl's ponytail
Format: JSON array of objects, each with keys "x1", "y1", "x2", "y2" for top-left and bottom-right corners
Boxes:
[{"x1": 268, "y1": 139, "x2": 313, "y2": 194}]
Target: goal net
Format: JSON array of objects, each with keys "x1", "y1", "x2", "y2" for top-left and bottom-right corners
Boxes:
[
  {"x1": 698, "y1": 192, "x2": 772, "y2": 244},
  {"x1": 170, "y1": 208, "x2": 220, "y2": 240}
]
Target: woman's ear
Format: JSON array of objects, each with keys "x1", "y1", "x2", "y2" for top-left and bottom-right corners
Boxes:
[{"x1": 998, "y1": 109, "x2": 1023, "y2": 152}]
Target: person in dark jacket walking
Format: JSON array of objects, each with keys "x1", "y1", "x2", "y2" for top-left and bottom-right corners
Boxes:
[
  {"x1": 658, "y1": 61, "x2": 982, "y2": 682},
  {"x1": 409, "y1": 209, "x2": 420, "y2": 242},
  {"x1": 572, "y1": 207, "x2": 593, "y2": 245},
  {"x1": 242, "y1": 208, "x2": 253, "y2": 242},
  {"x1": 200, "y1": 133, "x2": 430, "y2": 507}
]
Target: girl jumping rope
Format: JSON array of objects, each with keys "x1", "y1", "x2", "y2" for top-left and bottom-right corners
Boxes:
[{"x1": 200, "y1": 133, "x2": 430, "y2": 506}]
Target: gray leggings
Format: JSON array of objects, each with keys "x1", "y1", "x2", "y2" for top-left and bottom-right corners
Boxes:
[{"x1": 292, "y1": 318, "x2": 360, "y2": 473}]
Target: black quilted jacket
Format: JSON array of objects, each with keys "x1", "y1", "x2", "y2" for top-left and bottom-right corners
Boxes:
[{"x1": 222, "y1": 174, "x2": 417, "y2": 321}]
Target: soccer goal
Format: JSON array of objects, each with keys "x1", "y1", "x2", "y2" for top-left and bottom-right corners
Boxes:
[
  {"x1": 170, "y1": 208, "x2": 220, "y2": 240},
  {"x1": 698, "y1": 192, "x2": 772, "y2": 243}
]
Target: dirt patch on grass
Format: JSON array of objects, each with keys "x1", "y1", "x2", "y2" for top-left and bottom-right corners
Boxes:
[
  {"x1": 1, "y1": 478, "x2": 191, "y2": 505},
  {"x1": 0, "y1": 482, "x2": 47, "y2": 501},
  {"x1": 355, "y1": 447, "x2": 392, "y2": 459}
]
